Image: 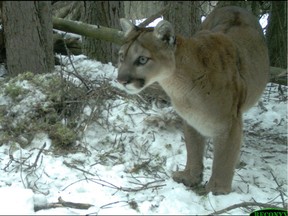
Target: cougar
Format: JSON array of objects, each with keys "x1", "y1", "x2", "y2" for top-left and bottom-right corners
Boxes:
[{"x1": 117, "y1": 6, "x2": 269, "y2": 195}]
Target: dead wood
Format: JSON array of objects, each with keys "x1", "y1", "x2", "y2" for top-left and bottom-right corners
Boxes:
[
  {"x1": 53, "y1": 32, "x2": 82, "y2": 55},
  {"x1": 34, "y1": 196, "x2": 94, "y2": 211},
  {"x1": 52, "y1": 17, "x2": 125, "y2": 45},
  {"x1": 209, "y1": 201, "x2": 286, "y2": 215}
]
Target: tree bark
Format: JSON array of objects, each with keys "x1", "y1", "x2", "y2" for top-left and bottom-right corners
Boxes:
[
  {"x1": 164, "y1": 1, "x2": 201, "y2": 37},
  {"x1": 52, "y1": 1, "x2": 83, "y2": 21},
  {"x1": 53, "y1": 17, "x2": 124, "y2": 45},
  {"x1": 2, "y1": 1, "x2": 54, "y2": 76},
  {"x1": 81, "y1": 1, "x2": 124, "y2": 65},
  {"x1": 124, "y1": 1, "x2": 164, "y2": 24},
  {"x1": 266, "y1": 1, "x2": 287, "y2": 69},
  {"x1": 216, "y1": 1, "x2": 252, "y2": 9}
]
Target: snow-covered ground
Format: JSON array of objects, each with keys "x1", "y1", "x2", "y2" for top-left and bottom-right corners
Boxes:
[{"x1": 0, "y1": 53, "x2": 287, "y2": 215}]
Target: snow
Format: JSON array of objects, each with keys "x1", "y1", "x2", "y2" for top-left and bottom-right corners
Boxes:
[
  {"x1": 0, "y1": 54, "x2": 287, "y2": 215},
  {"x1": 134, "y1": 17, "x2": 163, "y2": 27}
]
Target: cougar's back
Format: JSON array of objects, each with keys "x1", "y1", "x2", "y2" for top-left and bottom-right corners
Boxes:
[{"x1": 200, "y1": 6, "x2": 269, "y2": 111}]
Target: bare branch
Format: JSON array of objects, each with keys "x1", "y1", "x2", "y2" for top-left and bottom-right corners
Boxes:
[
  {"x1": 62, "y1": 40, "x2": 92, "y2": 92},
  {"x1": 29, "y1": 142, "x2": 46, "y2": 169},
  {"x1": 208, "y1": 201, "x2": 286, "y2": 215},
  {"x1": 61, "y1": 177, "x2": 166, "y2": 194},
  {"x1": 100, "y1": 200, "x2": 129, "y2": 209},
  {"x1": 270, "y1": 170, "x2": 287, "y2": 208},
  {"x1": 63, "y1": 160, "x2": 95, "y2": 176}
]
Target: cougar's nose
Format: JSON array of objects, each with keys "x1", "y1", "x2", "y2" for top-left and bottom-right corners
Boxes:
[{"x1": 117, "y1": 74, "x2": 132, "y2": 85}]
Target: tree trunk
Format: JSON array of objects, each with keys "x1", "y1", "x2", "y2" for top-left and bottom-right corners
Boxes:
[
  {"x1": 124, "y1": 1, "x2": 164, "y2": 24},
  {"x1": 163, "y1": 1, "x2": 201, "y2": 37},
  {"x1": 216, "y1": 1, "x2": 251, "y2": 9},
  {"x1": 81, "y1": 1, "x2": 124, "y2": 65},
  {"x1": 52, "y1": 1, "x2": 83, "y2": 21},
  {"x1": 266, "y1": 1, "x2": 287, "y2": 69},
  {"x1": 2, "y1": 1, "x2": 54, "y2": 76}
]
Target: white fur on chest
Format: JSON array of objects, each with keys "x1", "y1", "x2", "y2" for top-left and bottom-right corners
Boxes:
[
  {"x1": 160, "y1": 75, "x2": 226, "y2": 137},
  {"x1": 172, "y1": 98, "x2": 225, "y2": 138}
]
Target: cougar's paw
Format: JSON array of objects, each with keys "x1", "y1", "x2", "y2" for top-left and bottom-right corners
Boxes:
[
  {"x1": 205, "y1": 179, "x2": 232, "y2": 195},
  {"x1": 172, "y1": 170, "x2": 202, "y2": 187}
]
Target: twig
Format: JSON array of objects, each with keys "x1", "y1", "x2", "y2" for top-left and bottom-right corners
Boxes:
[
  {"x1": 208, "y1": 201, "x2": 285, "y2": 215},
  {"x1": 63, "y1": 160, "x2": 95, "y2": 176},
  {"x1": 61, "y1": 178, "x2": 90, "y2": 192},
  {"x1": 270, "y1": 170, "x2": 287, "y2": 208},
  {"x1": 6, "y1": 147, "x2": 33, "y2": 170},
  {"x1": 138, "y1": 5, "x2": 170, "y2": 28},
  {"x1": 62, "y1": 37, "x2": 92, "y2": 92},
  {"x1": 89, "y1": 178, "x2": 121, "y2": 190},
  {"x1": 29, "y1": 142, "x2": 46, "y2": 169},
  {"x1": 124, "y1": 183, "x2": 167, "y2": 192},
  {"x1": 20, "y1": 148, "x2": 26, "y2": 188},
  {"x1": 129, "y1": 160, "x2": 151, "y2": 173},
  {"x1": 123, "y1": 179, "x2": 166, "y2": 192},
  {"x1": 3, "y1": 159, "x2": 12, "y2": 172},
  {"x1": 207, "y1": 194, "x2": 216, "y2": 213},
  {"x1": 100, "y1": 200, "x2": 128, "y2": 209},
  {"x1": 62, "y1": 177, "x2": 166, "y2": 194},
  {"x1": 34, "y1": 196, "x2": 94, "y2": 211}
]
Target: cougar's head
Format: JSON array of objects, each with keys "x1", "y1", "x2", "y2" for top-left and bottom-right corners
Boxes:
[{"x1": 117, "y1": 18, "x2": 176, "y2": 94}]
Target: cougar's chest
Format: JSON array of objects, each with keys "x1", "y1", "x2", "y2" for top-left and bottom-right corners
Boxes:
[{"x1": 171, "y1": 98, "x2": 224, "y2": 137}]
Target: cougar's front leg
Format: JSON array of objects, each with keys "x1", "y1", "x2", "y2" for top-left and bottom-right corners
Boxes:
[
  {"x1": 206, "y1": 116, "x2": 243, "y2": 195},
  {"x1": 173, "y1": 121, "x2": 206, "y2": 187}
]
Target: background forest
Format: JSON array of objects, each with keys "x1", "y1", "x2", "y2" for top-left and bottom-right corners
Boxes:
[
  {"x1": 0, "y1": 1, "x2": 287, "y2": 79},
  {"x1": 0, "y1": 1, "x2": 287, "y2": 215}
]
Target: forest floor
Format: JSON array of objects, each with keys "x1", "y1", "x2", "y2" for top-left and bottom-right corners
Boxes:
[{"x1": 0, "y1": 54, "x2": 287, "y2": 215}]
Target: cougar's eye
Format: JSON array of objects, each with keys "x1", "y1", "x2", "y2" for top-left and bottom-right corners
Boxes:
[{"x1": 135, "y1": 56, "x2": 149, "y2": 66}]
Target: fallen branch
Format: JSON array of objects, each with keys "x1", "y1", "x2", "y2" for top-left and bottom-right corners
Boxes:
[
  {"x1": 57, "y1": 197, "x2": 93, "y2": 209},
  {"x1": 52, "y1": 6, "x2": 170, "y2": 46},
  {"x1": 53, "y1": 17, "x2": 125, "y2": 45},
  {"x1": 34, "y1": 196, "x2": 94, "y2": 212},
  {"x1": 208, "y1": 201, "x2": 286, "y2": 215}
]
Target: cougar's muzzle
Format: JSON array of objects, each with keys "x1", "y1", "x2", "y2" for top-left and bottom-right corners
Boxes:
[{"x1": 116, "y1": 69, "x2": 146, "y2": 94}]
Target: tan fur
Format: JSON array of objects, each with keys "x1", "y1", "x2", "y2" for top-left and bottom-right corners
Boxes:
[{"x1": 117, "y1": 6, "x2": 269, "y2": 195}]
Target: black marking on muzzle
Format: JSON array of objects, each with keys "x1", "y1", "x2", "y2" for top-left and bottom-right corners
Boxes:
[{"x1": 135, "y1": 78, "x2": 145, "y2": 88}]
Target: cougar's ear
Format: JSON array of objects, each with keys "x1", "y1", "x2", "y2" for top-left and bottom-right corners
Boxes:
[
  {"x1": 153, "y1": 20, "x2": 175, "y2": 45},
  {"x1": 120, "y1": 18, "x2": 135, "y2": 37}
]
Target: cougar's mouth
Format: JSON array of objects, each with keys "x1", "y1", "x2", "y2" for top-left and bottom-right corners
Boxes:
[{"x1": 120, "y1": 78, "x2": 146, "y2": 94}]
